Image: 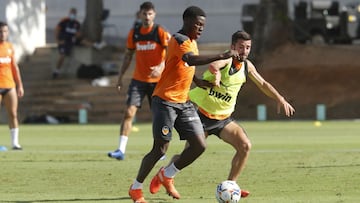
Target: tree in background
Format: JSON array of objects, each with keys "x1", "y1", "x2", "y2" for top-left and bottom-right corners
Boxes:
[
  {"x1": 81, "y1": 0, "x2": 103, "y2": 42},
  {"x1": 252, "y1": 0, "x2": 293, "y2": 63}
]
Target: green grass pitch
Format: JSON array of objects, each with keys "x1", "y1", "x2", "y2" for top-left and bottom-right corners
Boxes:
[{"x1": 0, "y1": 121, "x2": 359, "y2": 203}]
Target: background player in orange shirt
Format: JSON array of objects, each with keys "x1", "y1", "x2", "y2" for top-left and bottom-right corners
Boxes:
[
  {"x1": 108, "y1": 1, "x2": 170, "y2": 160},
  {"x1": 128, "y1": 6, "x2": 240, "y2": 202},
  {"x1": 0, "y1": 22, "x2": 24, "y2": 150}
]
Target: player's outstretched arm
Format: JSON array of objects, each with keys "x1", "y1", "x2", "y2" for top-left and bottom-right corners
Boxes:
[
  {"x1": 247, "y1": 60, "x2": 295, "y2": 117},
  {"x1": 183, "y1": 50, "x2": 239, "y2": 66}
]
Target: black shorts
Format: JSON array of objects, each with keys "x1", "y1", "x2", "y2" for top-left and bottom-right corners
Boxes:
[
  {"x1": 198, "y1": 110, "x2": 234, "y2": 138},
  {"x1": 126, "y1": 79, "x2": 156, "y2": 108},
  {"x1": 151, "y1": 96, "x2": 204, "y2": 141},
  {"x1": 0, "y1": 88, "x2": 11, "y2": 96},
  {"x1": 58, "y1": 42, "x2": 74, "y2": 56}
]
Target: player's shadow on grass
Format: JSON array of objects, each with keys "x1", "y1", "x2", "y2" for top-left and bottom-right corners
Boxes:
[
  {"x1": 296, "y1": 163, "x2": 360, "y2": 168},
  {"x1": 0, "y1": 197, "x2": 128, "y2": 203},
  {"x1": 3, "y1": 197, "x2": 171, "y2": 203}
]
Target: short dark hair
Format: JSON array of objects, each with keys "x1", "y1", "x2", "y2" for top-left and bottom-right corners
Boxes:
[
  {"x1": 0, "y1": 21, "x2": 8, "y2": 28},
  {"x1": 140, "y1": 1, "x2": 155, "y2": 11},
  {"x1": 231, "y1": 30, "x2": 251, "y2": 45},
  {"x1": 183, "y1": 6, "x2": 206, "y2": 20},
  {"x1": 70, "y1": 8, "x2": 77, "y2": 13}
]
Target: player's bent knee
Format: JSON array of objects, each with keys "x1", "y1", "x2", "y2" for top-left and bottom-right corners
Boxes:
[
  {"x1": 242, "y1": 141, "x2": 252, "y2": 153},
  {"x1": 194, "y1": 141, "x2": 206, "y2": 155},
  {"x1": 235, "y1": 141, "x2": 251, "y2": 154}
]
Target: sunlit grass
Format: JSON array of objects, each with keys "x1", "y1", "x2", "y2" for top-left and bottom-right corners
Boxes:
[{"x1": 0, "y1": 121, "x2": 359, "y2": 202}]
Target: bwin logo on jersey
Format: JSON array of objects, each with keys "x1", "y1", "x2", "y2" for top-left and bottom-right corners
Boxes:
[
  {"x1": 209, "y1": 88, "x2": 232, "y2": 102},
  {"x1": 65, "y1": 27, "x2": 78, "y2": 34},
  {"x1": 136, "y1": 42, "x2": 156, "y2": 51},
  {"x1": 0, "y1": 56, "x2": 11, "y2": 64}
]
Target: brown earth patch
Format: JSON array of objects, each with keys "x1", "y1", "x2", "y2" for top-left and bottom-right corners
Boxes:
[{"x1": 233, "y1": 43, "x2": 360, "y2": 120}]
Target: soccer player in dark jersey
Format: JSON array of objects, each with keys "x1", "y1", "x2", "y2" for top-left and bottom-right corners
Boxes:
[
  {"x1": 128, "y1": 6, "x2": 240, "y2": 203},
  {"x1": 53, "y1": 8, "x2": 103, "y2": 79},
  {"x1": 53, "y1": 8, "x2": 81, "y2": 78}
]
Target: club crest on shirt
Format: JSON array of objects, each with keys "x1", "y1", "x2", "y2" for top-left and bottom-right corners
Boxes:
[{"x1": 161, "y1": 126, "x2": 170, "y2": 135}]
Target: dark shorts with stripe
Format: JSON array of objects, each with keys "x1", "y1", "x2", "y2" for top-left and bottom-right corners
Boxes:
[
  {"x1": 0, "y1": 88, "x2": 11, "y2": 96},
  {"x1": 152, "y1": 96, "x2": 204, "y2": 141},
  {"x1": 198, "y1": 110, "x2": 234, "y2": 138},
  {"x1": 126, "y1": 79, "x2": 157, "y2": 108}
]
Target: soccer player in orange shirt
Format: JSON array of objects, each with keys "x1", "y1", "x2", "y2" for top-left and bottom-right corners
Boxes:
[
  {"x1": 0, "y1": 22, "x2": 24, "y2": 150},
  {"x1": 128, "y1": 6, "x2": 240, "y2": 203},
  {"x1": 108, "y1": 2, "x2": 170, "y2": 161}
]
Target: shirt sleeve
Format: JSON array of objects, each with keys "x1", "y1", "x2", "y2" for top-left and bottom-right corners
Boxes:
[{"x1": 178, "y1": 39, "x2": 195, "y2": 61}]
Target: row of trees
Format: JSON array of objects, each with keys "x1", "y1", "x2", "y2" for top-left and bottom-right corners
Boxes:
[
  {"x1": 81, "y1": 0, "x2": 103, "y2": 44},
  {"x1": 253, "y1": 0, "x2": 292, "y2": 61},
  {"x1": 82, "y1": 0, "x2": 292, "y2": 62}
]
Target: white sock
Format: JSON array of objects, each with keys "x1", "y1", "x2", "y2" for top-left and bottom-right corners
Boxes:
[
  {"x1": 10, "y1": 128, "x2": 20, "y2": 147},
  {"x1": 131, "y1": 179, "x2": 142, "y2": 189},
  {"x1": 118, "y1": 135, "x2": 128, "y2": 153},
  {"x1": 164, "y1": 162, "x2": 180, "y2": 178}
]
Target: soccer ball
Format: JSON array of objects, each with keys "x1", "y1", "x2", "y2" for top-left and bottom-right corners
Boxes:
[{"x1": 215, "y1": 180, "x2": 241, "y2": 203}]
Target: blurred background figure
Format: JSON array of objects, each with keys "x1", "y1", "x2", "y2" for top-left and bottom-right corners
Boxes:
[{"x1": 53, "y1": 8, "x2": 105, "y2": 79}]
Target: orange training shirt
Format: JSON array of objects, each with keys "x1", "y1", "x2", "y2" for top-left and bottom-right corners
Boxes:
[
  {"x1": 126, "y1": 24, "x2": 170, "y2": 83},
  {"x1": 153, "y1": 32, "x2": 199, "y2": 103},
  {"x1": 0, "y1": 42, "x2": 16, "y2": 88}
]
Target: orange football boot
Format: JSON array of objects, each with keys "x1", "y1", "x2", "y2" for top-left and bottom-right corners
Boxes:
[
  {"x1": 129, "y1": 185, "x2": 147, "y2": 203},
  {"x1": 150, "y1": 167, "x2": 180, "y2": 199}
]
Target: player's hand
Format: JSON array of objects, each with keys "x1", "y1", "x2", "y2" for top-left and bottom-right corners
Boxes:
[
  {"x1": 149, "y1": 62, "x2": 164, "y2": 78},
  {"x1": 149, "y1": 65, "x2": 162, "y2": 78},
  {"x1": 222, "y1": 50, "x2": 240, "y2": 59},
  {"x1": 116, "y1": 79, "x2": 123, "y2": 93},
  {"x1": 277, "y1": 98, "x2": 295, "y2": 117},
  {"x1": 17, "y1": 87, "x2": 24, "y2": 98}
]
